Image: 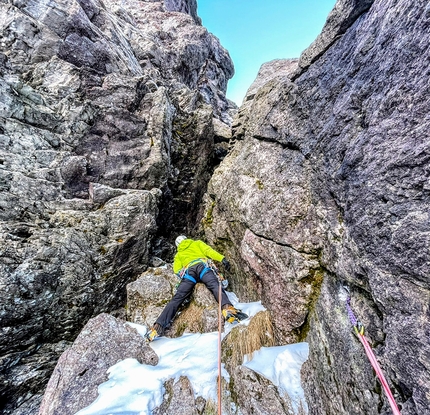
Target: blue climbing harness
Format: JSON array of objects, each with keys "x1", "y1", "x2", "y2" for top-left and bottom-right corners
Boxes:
[{"x1": 179, "y1": 259, "x2": 213, "y2": 283}]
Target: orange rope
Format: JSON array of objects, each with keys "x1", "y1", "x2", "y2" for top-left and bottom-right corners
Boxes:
[{"x1": 218, "y1": 279, "x2": 222, "y2": 415}]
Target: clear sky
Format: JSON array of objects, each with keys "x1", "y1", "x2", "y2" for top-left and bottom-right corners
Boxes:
[{"x1": 197, "y1": 0, "x2": 337, "y2": 105}]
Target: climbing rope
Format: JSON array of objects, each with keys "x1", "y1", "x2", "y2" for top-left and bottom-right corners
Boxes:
[
  {"x1": 211, "y1": 259, "x2": 227, "y2": 415},
  {"x1": 217, "y1": 278, "x2": 222, "y2": 415},
  {"x1": 345, "y1": 292, "x2": 401, "y2": 415}
]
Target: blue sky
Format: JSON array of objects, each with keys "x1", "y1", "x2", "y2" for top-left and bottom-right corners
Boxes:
[{"x1": 198, "y1": 0, "x2": 337, "y2": 105}]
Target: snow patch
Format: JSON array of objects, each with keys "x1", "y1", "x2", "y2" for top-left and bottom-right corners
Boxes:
[
  {"x1": 243, "y1": 342, "x2": 309, "y2": 413},
  {"x1": 76, "y1": 299, "x2": 308, "y2": 415}
]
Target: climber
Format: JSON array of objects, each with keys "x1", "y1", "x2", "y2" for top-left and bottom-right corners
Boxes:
[{"x1": 145, "y1": 235, "x2": 248, "y2": 341}]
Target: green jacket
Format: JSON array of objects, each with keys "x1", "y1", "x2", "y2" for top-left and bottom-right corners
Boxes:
[{"x1": 173, "y1": 239, "x2": 224, "y2": 274}]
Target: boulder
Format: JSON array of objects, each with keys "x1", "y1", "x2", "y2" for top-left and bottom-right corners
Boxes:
[
  {"x1": 153, "y1": 376, "x2": 199, "y2": 415},
  {"x1": 232, "y1": 58, "x2": 299, "y2": 139},
  {"x1": 38, "y1": 313, "x2": 158, "y2": 415},
  {"x1": 127, "y1": 266, "x2": 177, "y2": 327}
]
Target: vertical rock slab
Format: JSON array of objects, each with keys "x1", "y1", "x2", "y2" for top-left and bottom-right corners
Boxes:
[
  {"x1": 296, "y1": 0, "x2": 375, "y2": 73},
  {"x1": 203, "y1": 134, "x2": 328, "y2": 344},
  {"x1": 0, "y1": 0, "x2": 235, "y2": 412},
  {"x1": 203, "y1": 0, "x2": 430, "y2": 413}
]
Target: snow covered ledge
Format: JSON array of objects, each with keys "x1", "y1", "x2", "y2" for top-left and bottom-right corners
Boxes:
[{"x1": 74, "y1": 298, "x2": 309, "y2": 415}]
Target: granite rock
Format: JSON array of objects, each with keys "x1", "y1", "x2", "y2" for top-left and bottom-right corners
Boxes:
[
  {"x1": 164, "y1": 0, "x2": 200, "y2": 24},
  {"x1": 0, "y1": 189, "x2": 159, "y2": 413},
  {"x1": 203, "y1": 0, "x2": 430, "y2": 413},
  {"x1": 296, "y1": 0, "x2": 375, "y2": 73},
  {"x1": 0, "y1": 0, "x2": 235, "y2": 411},
  {"x1": 38, "y1": 313, "x2": 158, "y2": 415},
  {"x1": 153, "y1": 376, "x2": 198, "y2": 415},
  {"x1": 232, "y1": 366, "x2": 295, "y2": 415}
]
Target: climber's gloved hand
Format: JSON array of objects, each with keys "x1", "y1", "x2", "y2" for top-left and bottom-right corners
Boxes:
[{"x1": 222, "y1": 258, "x2": 231, "y2": 272}]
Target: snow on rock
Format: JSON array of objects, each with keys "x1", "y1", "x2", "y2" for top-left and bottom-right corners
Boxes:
[
  {"x1": 75, "y1": 332, "x2": 227, "y2": 415},
  {"x1": 73, "y1": 300, "x2": 308, "y2": 415},
  {"x1": 39, "y1": 314, "x2": 158, "y2": 415},
  {"x1": 243, "y1": 343, "x2": 309, "y2": 412}
]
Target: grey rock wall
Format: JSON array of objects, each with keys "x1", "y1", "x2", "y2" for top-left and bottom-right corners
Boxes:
[
  {"x1": 0, "y1": 0, "x2": 235, "y2": 412},
  {"x1": 164, "y1": 0, "x2": 200, "y2": 24},
  {"x1": 203, "y1": 0, "x2": 430, "y2": 414},
  {"x1": 296, "y1": 0, "x2": 374, "y2": 73},
  {"x1": 3, "y1": 0, "x2": 428, "y2": 413}
]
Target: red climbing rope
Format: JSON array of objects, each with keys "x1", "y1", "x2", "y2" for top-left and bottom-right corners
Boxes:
[
  {"x1": 345, "y1": 294, "x2": 401, "y2": 415},
  {"x1": 218, "y1": 279, "x2": 222, "y2": 415}
]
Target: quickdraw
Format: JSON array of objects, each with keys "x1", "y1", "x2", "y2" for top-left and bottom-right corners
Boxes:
[{"x1": 344, "y1": 288, "x2": 401, "y2": 415}]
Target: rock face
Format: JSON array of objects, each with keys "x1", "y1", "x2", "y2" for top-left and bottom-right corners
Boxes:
[
  {"x1": 38, "y1": 313, "x2": 158, "y2": 415},
  {"x1": 0, "y1": 187, "x2": 160, "y2": 413},
  {"x1": 203, "y1": 0, "x2": 430, "y2": 414},
  {"x1": 232, "y1": 366, "x2": 296, "y2": 415},
  {"x1": 296, "y1": 0, "x2": 374, "y2": 73},
  {"x1": 0, "y1": 0, "x2": 234, "y2": 412},
  {"x1": 164, "y1": 0, "x2": 200, "y2": 24},
  {"x1": 153, "y1": 376, "x2": 199, "y2": 415},
  {"x1": 233, "y1": 58, "x2": 299, "y2": 139},
  {"x1": 3, "y1": 0, "x2": 429, "y2": 413}
]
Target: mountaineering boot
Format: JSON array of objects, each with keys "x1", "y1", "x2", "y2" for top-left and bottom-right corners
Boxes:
[
  {"x1": 145, "y1": 323, "x2": 162, "y2": 342},
  {"x1": 145, "y1": 328, "x2": 158, "y2": 342},
  {"x1": 222, "y1": 305, "x2": 248, "y2": 324}
]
